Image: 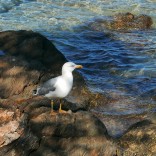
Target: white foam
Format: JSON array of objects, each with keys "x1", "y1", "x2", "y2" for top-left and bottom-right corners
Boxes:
[{"x1": 0, "y1": 0, "x2": 155, "y2": 32}]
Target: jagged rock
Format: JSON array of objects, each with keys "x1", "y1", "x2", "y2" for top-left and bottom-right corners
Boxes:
[
  {"x1": 0, "y1": 108, "x2": 24, "y2": 148},
  {"x1": 0, "y1": 109, "x2": 14, "y2": 124},
  {"x1": 0, "y1": 121, "x2": 20, "y2": 147}
]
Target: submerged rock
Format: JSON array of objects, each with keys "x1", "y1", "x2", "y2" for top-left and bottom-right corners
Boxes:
[{"x1": 89, "y1": 12, "x2": 153, "y2": 31}]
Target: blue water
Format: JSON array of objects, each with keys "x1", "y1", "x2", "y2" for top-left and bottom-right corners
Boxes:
[{"x1": 0, "y1": 0, "x2": 156, "y2": 117}]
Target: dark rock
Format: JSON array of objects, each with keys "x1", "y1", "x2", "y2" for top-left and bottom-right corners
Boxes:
[
  {"x1": 32, "y1": 136, "x2": 118, "y2": 156},
  {"x1": 30, "y1": 111, "x2": 108, "y2": 138},
  {"x1": 0, "y1": 30, "x2": 66, "y2": 67},
  {"x1": 0, "y1": 30, "x2": 66, "y2": 99},
  {"x1": 92, "y1": 111, "x2": 147, "y2": 138},
  {"x1": 28, "y1": 108, "x2": 119, "y2": 156}
]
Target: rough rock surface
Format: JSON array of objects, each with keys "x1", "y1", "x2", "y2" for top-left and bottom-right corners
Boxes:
[
  {"x1": 118, "y1": 113, "x2": 156, "y2": 156},
  {"x1": 0, "y1": 109, "x2": 22, "y2": 148},
  {"x1": 89, "y1": 12, "x2": 153, "y2": 31}
]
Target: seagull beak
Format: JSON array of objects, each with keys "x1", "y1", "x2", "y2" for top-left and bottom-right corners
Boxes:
[{"x1": 75, "y1": 65, "x2": 83, "y2": 69}]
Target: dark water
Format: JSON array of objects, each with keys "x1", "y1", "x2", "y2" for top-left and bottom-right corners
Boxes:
[
  {"x1": 51, "y1": 28, "x2": 156, "y2": 136},
  {"x1": 51, "y1": 28, "x2": 156, "y2": 114},
  {"x1": 0, "y1": 0, "x2": 156, "y2": 136}
]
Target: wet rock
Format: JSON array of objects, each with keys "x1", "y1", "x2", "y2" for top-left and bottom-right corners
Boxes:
[
  {"x1": 119, "y1": 113, "x2": 156, "y2": 156},
  {"x1": 112, "y1": 13, "x2": 153, "y2": 30},
  {"x1": 92, "y1": 111, "x2": 147, "y2": 138},
  {"x1": 89, "y1": 12, "x2": 153, "y2": 31}
]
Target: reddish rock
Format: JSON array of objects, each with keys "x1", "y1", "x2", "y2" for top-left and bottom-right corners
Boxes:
[
  {"x1": 0, "y1": 108, "x2": 25, "y2": 148},
  {"x1": 111, "y1": 13, "x2": 153, "y2": 30},
  {"x1": 0, "y1": 109, "x2": 14, "y2": 124},
  {"x1": 89, "y1": 12, "x2": 153, "y2": 31}
]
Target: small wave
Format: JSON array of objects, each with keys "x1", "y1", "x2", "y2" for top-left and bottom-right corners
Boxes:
[{"x1": 0, "y1": 0, "x2": 22, "y2": 13}]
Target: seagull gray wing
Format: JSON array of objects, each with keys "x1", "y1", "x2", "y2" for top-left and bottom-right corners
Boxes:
[{"x1": 37, "y1": 77, "x2": 58, "y2": 95}]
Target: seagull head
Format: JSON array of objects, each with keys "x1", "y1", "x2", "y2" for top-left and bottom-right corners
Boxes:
[{"x1": 62, "y1": 62, "x2": 83, "y2": 73}]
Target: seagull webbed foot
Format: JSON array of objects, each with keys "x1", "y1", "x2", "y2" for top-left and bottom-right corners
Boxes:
[{"x1": 59, "y1": 103, "x2": 68, "y2": 114}]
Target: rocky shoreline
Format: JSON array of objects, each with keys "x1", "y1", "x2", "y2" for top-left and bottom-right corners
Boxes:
[{"x1": 0, "y1": 30, "x2": 155, "y2": 156}]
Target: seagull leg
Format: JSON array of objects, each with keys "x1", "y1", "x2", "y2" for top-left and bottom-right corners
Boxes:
[
  {"x1": 51, "y1": 100, "x2": 54, "y2": 112},
  {"x1": 50, "y1": 100, "x2": 57, "y2": 115},
  {"x1": 59, "y1": 99, "x2": 67, "y2": 113}
]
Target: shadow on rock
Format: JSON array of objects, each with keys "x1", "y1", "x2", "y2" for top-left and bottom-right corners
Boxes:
[{"x1": 118, "y1": 113, "x2": 156, "y2": 155}]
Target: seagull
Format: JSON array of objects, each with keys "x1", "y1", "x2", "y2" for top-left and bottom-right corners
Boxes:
[{"x1": 33, "y1": 62, "x2": 83, "y2": 114}]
